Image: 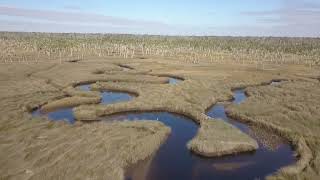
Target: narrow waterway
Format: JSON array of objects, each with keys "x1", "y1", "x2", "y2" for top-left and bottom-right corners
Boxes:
[
  {"x1": 32, "y1": 77, "x2": 182, "y2": 123},
  {"x1": 32, "y1": 84, "x2": 134, "y2": 123},
  {"x1": 31, "y1": 79, "x2": 295, "y2": 180},
  {"x1": 111, "y1": 82, "x2": 295, "y2": 180}
]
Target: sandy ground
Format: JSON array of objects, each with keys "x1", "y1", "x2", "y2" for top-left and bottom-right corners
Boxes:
[{"x1": 0, "y1": 57, "x2": 319, "y2": 180}]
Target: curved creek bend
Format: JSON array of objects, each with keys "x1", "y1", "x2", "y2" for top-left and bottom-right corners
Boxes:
[
  {"x1": 32, "y1": 79, "x2": 296, "y2": 180},
  {"x1": 32, "y1": 84, "x2": 134, "y2": 123},
  {"x1": 32, "y1": 77, "x2": 181, "y2": 123},
  {"x1": 118, "y1": 89, "x2": 295, "y2": 180}
]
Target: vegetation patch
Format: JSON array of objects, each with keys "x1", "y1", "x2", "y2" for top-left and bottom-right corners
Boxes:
[
  {"x1": 1, "y1": 38, "x2": 319, "y2": 180},
  {"x1": 187, "y1": 120, "x2": 258, "y2": 157},
  {"x1": 74, "y1": 81, "x2": 259, "y2": 157},
  {"x1": 40, "y1": 96, "x2": 101, "y2": 112},
  {"x1": 227, "y1": 81, "x2": 319, "y2": 179}
]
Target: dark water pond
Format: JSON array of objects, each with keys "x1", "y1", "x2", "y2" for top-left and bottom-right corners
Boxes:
[
  {"x1": 111, "y1": 86, "x2": 295, "y2": 180},
  {"x1": 32, "y1": 84, "x2": 133, "y2": 123}
]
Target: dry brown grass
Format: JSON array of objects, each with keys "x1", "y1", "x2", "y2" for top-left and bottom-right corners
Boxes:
[
  {"x1": 0, "y1": 116, "x2": 170, "y2": 180},
  {"x1": 1, "y1": 32, "x2": 319, "y2": 67},
  {"x1": 0, "y1": 62, "x2": 171, "y2": 180},
  {"x1": 227, "y1": 81, "x2": 320, "y2": 179},
  {"x1": 0, "y1": 56, "x2": 319, "y2": 180},
  {"x1": 41, "y1": 96, "x2": 101, "y2": 112},
  {"x1": 75, "y1": 79, "x2": 261, "y2": 158},
  {"x1": 187, "y1": 120, "x2": 258, "y2": 157},
  {"x1": 248, "y1": 125, "x2": 287, "y2": 151}
]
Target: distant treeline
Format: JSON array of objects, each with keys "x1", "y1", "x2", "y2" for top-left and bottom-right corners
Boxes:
[{"x1": 1, "y1": 31, "x2": 319, "y2": 66}]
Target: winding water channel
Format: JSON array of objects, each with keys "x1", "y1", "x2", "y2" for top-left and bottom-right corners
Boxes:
[
  {"x1": 31, "y1": 77, "x2": 179, "y2": 123},
  {"x1": 32, "y1": 84, "x2": 134, "y2": 123},
  {"x1": 32, "y1": 79, "x2": 296, "y2": 180},
  {"x1": 111, "y1": 87, "x2": 295, "y2": 180}
]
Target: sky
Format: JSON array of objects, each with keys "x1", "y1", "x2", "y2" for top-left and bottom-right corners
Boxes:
[{"x1": 0, "y1": 0, "x2": 319, "y2": 37}]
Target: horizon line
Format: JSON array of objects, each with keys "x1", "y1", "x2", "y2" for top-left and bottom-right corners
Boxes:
[{"x1": 1, "y1": 31, "x2": 319, "y2": 39}]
